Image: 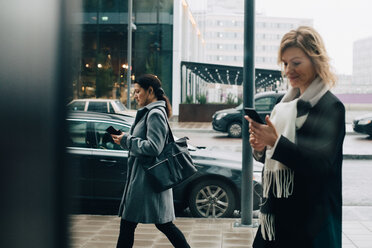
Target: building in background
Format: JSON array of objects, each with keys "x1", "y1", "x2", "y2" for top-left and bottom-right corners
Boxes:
[
  {"x1": 71, "y1": 0, "x2": 204, "y2": 115},
  {"x1": 353, "y1": 36, "x2": 372, "y2": 90},
  {"x1": 189, "y1": 0, "x2": 313, "y2": 70},
  {"x1": 71, "y1": 0, "x2": 176, "y2": 106},
  {"x1": 255, "y1": 14, "x2": 313, "y2": 70},
  {"x1": 331, "y1": 74, "x2": 353, "y2": 94}
]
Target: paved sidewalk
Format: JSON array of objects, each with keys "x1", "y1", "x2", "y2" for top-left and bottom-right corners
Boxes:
[
  {"x1": 69, "y1": 214, "x2": 372, "y2": 248},
  {"x1": 69, "y1": 216, "x2": 256, "y2": 248}
]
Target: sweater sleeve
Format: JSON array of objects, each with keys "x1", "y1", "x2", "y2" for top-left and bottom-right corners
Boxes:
[
  {"x1": 253, "y1": 149, "x2": 266, "y2": 163},
  {"x1": 120, "y1": 109, "x2": 168, "y2": 157},
  {"x1": 271, "y1": 100, "x2": 345, "y2": 177}
]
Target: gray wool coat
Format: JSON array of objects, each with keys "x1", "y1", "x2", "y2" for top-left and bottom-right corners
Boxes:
[{"x1": 118, "y1": 100, "x2": 175, "y2": 224}]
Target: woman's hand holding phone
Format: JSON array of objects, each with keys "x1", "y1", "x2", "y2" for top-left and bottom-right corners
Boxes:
[
  {"x1": 244, "y1": 108, "x2": 278, "y2": 149},
  {"x1": 106, "y1": 126, "x2": 124, "y2": 145}
]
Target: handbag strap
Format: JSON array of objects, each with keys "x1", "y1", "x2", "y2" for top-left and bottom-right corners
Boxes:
[{"x1": 145, "y1": 106, "x2": 175, "y2": 143}]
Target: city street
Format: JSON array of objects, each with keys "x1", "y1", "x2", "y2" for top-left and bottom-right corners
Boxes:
[
  {"x1": 174, "y1": 127, "x2": 372, "y2": 156},
  {"x1": 174, "y1": 129, "x2": 372, "y2": 210}
]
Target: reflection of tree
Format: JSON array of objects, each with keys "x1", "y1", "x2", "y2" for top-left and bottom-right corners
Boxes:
[
  {"x1": 96, "y1": 52, "x2": 114, "y2": 97},
  {"x1": 145, "y1": 42, "x2": 160, "y2": 74},
  {"x1": 145, "y1": 52, "x2": 156, "y2": 73}
]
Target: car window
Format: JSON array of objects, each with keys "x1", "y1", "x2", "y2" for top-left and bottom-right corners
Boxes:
[
  {"x1": 67, "y1": 121, "x2": 88, "y2": 148},
  {"x1": 67, "y1": 101, "x2": 85, "y2": 111},
  {"x1": 114, "y1": 100, "x2": 127, "y2": 111},
  {"x1": 94, "y1": 122, "x2": 130, "y2": 150},
  {"x1": 255, "y1": 97, "x2": 276, "y2": 111},
  {"x1": 87, "y1": 102, "x2": 108, "y2": 113},
  {"x1": 109, "y1": 103, "x2": 115, "y2": 113}
]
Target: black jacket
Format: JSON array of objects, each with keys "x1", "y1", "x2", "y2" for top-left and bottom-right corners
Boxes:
[{"x1": 253, "y1": 91, "x2": 345, "y2": 248}]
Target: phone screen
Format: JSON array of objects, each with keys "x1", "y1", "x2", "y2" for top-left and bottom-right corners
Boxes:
[{"x1": 244, "y1": 108, "x2": 264, "y2": 124}]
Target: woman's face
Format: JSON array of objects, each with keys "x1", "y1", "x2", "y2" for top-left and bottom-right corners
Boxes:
[
  {"x1": 133, "y1": 83, "x2": 151, "y2": 107},
  {"x1": 281, "y1": 47, "x2": 317, "y2": 94}
]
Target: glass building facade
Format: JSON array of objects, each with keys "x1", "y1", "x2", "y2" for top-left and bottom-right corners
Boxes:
[{"x1": 70, "y1": 0, "x2": 174, "y2": 108}]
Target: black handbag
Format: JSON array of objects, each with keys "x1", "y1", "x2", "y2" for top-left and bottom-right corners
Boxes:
[{"x1": 144, "y1": 108, "x2": 197, "y2": 193}]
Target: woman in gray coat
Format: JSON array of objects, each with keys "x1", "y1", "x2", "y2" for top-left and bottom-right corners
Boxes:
[{"x1": 111, "y1": 74, "x2": 190, "y2": 248}]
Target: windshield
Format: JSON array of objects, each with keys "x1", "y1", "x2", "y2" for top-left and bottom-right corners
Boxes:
[{"x1": 115, "y1": 100, "x2": 127, "y2": 111}]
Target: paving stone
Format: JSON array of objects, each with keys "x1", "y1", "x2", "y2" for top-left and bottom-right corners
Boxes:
[
  {"x1": 152, "y1": 244, "x2": 174, "y2": 248},
  {"x1": 223, "y1": 239, "x2": 253, "y2": 246},
  {"x1": 82, "y1": 241, "x2": 116, "y2": 248},
  {"x1": 344, "y1": 228, "x2": 372, "y2": 235},
  {"x1": 72, "y1": 231, "x2": 98, "y2": 238},
  {"x1": 223, "y1": 232, "x2": 254, "y2": 240},
  {"x1": 190, "y1": 229, "x2": 222, "y2": 235},
  {"x1": 68, "y1": 215, "x2": 371, "y2": 248},
  {"x1": 70, "y1": 225, "x2": 102, "y2": 232},
  {"x1": 346, "y1": 234, "x2": 372, "y2": 241},
  {"x1": 98, "y1": 229, "x2": 119, "y2": 235},
  {"x1": 132, "y1": 233, "x2": 159, "y2": 240},
  {"x1": 76, "y1": 220, "x2": 110, "y2": 226},
  {"x1": 188, "y1": 234, "x2": 221, "y2": 241},
  {"x1": 188, "y1": 241, "x2": 221, "y2": 248},
  {"x1": 361, "y1": 221, "x2": 372, "y2": 231},
  {"x1": 133, "y1": 239, "x2": 154, "y2": 246},
  {"x1": 91, "y1": 235, "x2": 118, "y2": 242},
  {"x1": 104, "y1": 223, "x2": 121, "y2": 230}
]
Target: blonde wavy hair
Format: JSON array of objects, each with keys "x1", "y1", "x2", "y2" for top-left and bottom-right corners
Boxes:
[{"x1": 278, "y1": 26, "x2": 337, "y2": 87}]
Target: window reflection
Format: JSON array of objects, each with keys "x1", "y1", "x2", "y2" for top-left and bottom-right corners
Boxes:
[
  {"x1": 67, "y1": 121, "x2": 88, "y2": 148},
  {"x1": 94, "y1": 122, "x2": 130, "y2": 150},
  {"x1": 255, "y1": 97, "x2": 275, "y2": 111}
]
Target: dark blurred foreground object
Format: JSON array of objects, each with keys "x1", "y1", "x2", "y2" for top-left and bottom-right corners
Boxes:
[{"x1": 0, "y1": 0, "x2": 78, "y2": 247}]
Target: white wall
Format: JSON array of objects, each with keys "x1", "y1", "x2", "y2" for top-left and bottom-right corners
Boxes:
[{"x1": 172, "y1": 0, "x2": 205, "y2": 116}]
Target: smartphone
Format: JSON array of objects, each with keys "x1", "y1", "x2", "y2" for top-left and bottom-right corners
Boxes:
[
  {"x1": 244, "y1": 107, "x2": 264, "y2": 124},
  {"x1": 106, "y1": 126, "x2": 122, "y2": 135}
]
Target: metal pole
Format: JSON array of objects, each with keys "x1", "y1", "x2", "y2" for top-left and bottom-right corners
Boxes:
[
  {"x1": 126, "y1": 0, "x2": 133, "y2": 109},
  {"x1": 241, "y1": 0, "x2": 255, "y2": 226}
]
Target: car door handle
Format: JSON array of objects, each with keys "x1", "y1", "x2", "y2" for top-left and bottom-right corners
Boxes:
[{"x1": 99, "y1": 159, "x2": 118, "y2": 164}]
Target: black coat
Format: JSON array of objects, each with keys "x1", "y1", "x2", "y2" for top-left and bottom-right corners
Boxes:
[{"x1": 253, "y1": 91, "x2": 345, "y2": 248}]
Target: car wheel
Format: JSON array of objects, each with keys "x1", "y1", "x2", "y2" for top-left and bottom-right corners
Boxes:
[
  {"x1": 227, "y1": 122, "x2": 242, "y2": 138},
  {"x1": 188, "y1": 179, "x2": 236, "y2": 218}
]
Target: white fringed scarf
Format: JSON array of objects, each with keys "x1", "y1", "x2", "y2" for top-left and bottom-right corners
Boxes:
[{"x1": 260, "y1": 77, "x2": 329, "y2": 241}]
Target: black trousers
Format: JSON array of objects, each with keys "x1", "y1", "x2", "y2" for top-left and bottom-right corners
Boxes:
[{"x1": 116, "y1": 219, "x2": 190, "y2": 248}]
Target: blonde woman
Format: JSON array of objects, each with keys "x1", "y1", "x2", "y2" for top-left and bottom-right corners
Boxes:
[{"x1": 246, "y1": 26, "x2": 345, "y2": 248}]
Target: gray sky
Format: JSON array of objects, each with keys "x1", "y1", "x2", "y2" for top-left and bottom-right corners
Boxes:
[{"x1": 256, "y1": 0, "x2": 372, "y2": 75}]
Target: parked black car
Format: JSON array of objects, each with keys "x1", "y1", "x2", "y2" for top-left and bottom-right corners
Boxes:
[
  {"x1": 353, "y1": 113, "x2": 372, "y2": 136},
  {"x1": 66, "y1": 111, "x2": 263, "y2": 218},
  {"x1": 212, "y1": 91, "x2": 285, "y2": 138}
]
